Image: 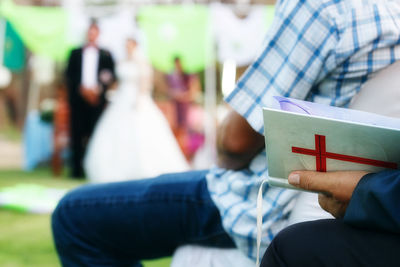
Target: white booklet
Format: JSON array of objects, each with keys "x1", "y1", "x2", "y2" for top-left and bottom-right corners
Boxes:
[{"x1": 263, "y1": 96, "x2": 400, "y2": 189}]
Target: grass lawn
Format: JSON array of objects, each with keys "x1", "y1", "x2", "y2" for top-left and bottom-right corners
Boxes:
[
  {"x1": 0, "y1": 168, "x2": 171, "y2": 267},
  {"x1": 0, "y1": 126, "x2": 22, "y2": 143}
]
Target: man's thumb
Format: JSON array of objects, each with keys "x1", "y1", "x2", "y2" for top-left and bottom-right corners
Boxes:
[{"x1": 288, "y1": 171, "x2": 332, "y2": 193}]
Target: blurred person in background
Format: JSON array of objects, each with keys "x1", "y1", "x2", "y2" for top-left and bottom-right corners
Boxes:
[
  {"x1": 65, "y1": 20, "x2": 116, "y2": 178},
  {"x1": 52, "y1": 83, "x2": 70, "y2": 177},
  {"x1": 166, "y1": 56, "x2": 202, "y2": 161},
  {"x1": 84, "y1": 38, "x2": 189, "y2": 183}
]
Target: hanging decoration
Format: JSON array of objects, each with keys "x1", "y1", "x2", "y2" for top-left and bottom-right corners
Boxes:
[
  {"x1": 138, "y1": 5, "x2": 211, "y2": 73},
  {"x1": 0, "y1": 0, "x2": 72, "y2": 61},
  {"x1": 3, "y1": 21, "x2": 25, "y2": 72}
]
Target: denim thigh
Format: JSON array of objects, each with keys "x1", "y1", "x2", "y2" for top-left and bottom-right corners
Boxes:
[{"x1": 52, "y1": 170, "x2": 235, "y2": 266}]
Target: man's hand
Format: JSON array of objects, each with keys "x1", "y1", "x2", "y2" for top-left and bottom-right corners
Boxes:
[
  {"x1": 217, "y1": 108, "x2": 265, "y2": 170},
  {"x1": 80, "y1": 86, "x2": 100, "y2": 106},
  {"x1": 288, "y1": 170, "x2": 370, "y2": 218}
]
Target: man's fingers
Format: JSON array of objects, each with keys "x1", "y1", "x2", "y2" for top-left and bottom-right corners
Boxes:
[
  {"x1": 287, "y1": 170, "x2": 368, "y2": 217},
  {"x1": 317, "y1": 193, "x2": 331, "y2": 213},
  {"x1": 288, "y1": 171, "x2": 334, "y2": 193},
  {"x1": 318, "y1": 193, "x2": 348, "y2": 218},
  {"x1": 288, "y1": 170, "x2": 369, "y2": 201}
]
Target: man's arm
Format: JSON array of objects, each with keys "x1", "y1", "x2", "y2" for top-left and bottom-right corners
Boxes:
[
  {"x1": 65, "y1": 50, "x2": 79, "y2": 104},
  {"x1": 217, "y1": 108, "x2": 265, "y2": 170},
  {"x1": 288, "y1": 170, "x2": 400, "y2": 232},
  {"x1": 344, "y1": 170, "x2": 400, "y2": 233},
  {"x1": 100, "y1": 50, "x2": 117, "y2": 86},
  {"x1": 107, "y1": 51, "x2": 116, "y2": 84}
]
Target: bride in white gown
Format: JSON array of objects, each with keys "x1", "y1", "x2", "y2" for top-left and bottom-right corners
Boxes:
[{"x1": 84, "y1": 39, "x2": 189, "y2": 183}]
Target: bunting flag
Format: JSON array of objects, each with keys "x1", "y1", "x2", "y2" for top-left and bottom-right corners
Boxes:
[
  {"x1": 0, "y1": 0, "x2": 72, "y2": 61},
  {"x1": 3, "y1": 21, "x2": 25, "y2": 72},
  {"x1": 138, "y1": 5, "x2": 211, "y2": 73}
]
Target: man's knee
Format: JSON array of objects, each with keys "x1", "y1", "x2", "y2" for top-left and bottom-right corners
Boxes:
[
  {"x1": 261, "y1": 220, "x2": 335, "y2": 267},
  {"x1": 260, "y1": 224, "x2": 303, "y2": 267},
  {"x1": 260, "y1": 234, "x2": 286, "y2": 267},
  {"x1": 51, "y1": 186, "x2": 87, "y2": 247},
  {"x1": 52, "y1": 191, "x2": 72, "y2": 240}
]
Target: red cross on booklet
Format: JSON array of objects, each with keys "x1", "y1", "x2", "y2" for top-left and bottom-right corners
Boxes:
[
  {"x1": 262, "y1": 97, "x2": 400, "y2": 190},
  {"x1": 292, "y1": 134, "x2": 397, "y2": 172}
]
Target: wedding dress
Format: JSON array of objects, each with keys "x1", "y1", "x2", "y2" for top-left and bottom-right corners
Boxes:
[{"x1": 84, "y1": 52, "x2": 189, "y2": 183}]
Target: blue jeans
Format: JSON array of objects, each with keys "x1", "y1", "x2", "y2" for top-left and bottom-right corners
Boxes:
[{"x1": 51, "y1": 170, "x2": 235, "y2": 267}]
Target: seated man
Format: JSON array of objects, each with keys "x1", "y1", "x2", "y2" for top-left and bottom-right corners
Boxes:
[
  {"x1": 51, "y1": 0, "x2": 400, "y2": 265},
  {"x1": 261, "y1": 170, "x2": 400, "y2": 266}
]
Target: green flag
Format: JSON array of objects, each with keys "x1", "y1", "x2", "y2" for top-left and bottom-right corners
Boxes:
[
  {"x1": 3, "y1": 21, "x2": 25, "y2": 72},
  {"x1": 138, "y1": 5, "x2": 211, "y2": 73},
  {"x1": 0, "y1": 0, "x2": 72, "y2": 61}
]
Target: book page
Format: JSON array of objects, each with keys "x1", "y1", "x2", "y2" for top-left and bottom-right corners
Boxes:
[{"x1": 274, "y1": 96, "x2": 400, "y2": 130}]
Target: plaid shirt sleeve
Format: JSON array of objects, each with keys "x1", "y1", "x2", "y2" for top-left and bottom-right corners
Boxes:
[
  {"x1": 227, "y1": 0, "x2": 400, "y2": 134},
  {"x1": 226, "y1": 0, "x2": 339, "y2": 133}
]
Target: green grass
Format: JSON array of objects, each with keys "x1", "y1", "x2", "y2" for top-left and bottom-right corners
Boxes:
[
  {"x1": 0, "y1": 126, "x2": 22, "y2": 142},
  {"x1": 0, "y1": 168, "x2": 83, "y2": 189},
  {"x1": 0, "y1": 169, "x2": 171, "y2": 267}
]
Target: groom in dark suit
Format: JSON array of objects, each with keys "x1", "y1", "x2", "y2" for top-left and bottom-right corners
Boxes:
[{"x1": 65, "y1": 21, "x2": 115, "y2": 178}]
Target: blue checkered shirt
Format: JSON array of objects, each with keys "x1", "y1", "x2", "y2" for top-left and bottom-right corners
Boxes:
[{"x1": 206, "y1": 0, "x2": 400, "y2": 261}]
